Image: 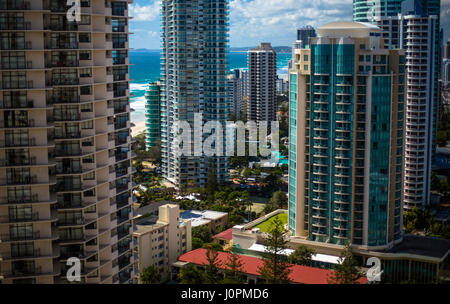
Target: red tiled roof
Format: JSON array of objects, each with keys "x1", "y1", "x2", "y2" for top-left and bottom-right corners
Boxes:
[
  {"x1": 213, "y1": 229, "x2": 233, "y2": 241},
  {"x1": 178, "y1": 248, "x2": 368, "y2": 284}
]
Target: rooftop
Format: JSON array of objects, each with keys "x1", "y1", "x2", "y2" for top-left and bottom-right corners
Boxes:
[
  {"x1": 213, "y1": 228, "x2": 233, "y2": 241},
  {"x1": 384, "y1": 235, "x2": 450, "y2": 259},
  {"x1": 178, "y1": 249, "x2": 366, "y2": 284}
]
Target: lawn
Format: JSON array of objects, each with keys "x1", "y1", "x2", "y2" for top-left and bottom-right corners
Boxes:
[{"x1": 254, "y1": 213, "x2": 288, "y2": 233}]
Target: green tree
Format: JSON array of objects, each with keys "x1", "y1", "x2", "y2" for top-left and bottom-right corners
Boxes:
[
  {"x1": 204, "y1": 246, "x2": 222, "y2": 284},
  {"x1": 270, "y1": 191, "x2": 288, "y2": 209},
  {"x1": 289, "y1": 245, "x2": 316, "y2": 266},
  {"x1": 192, "y1": 237, "x2": 204, "y2": 250},
  {"x1": 327, "y1": 244, "x2": 364, "y2": 284},
  {"x1": 257, "y1": 217, "x2": 292, "y2": 284},
  {"x1": 192, "y1": 226, "x2": 213, "y2": 243},
  {"x1": 207, "y1": 158, "x2": 219, "y2": 196},
  {"x1": 179, "y1": 264, "x2": 205, "y2": 284},
  {"x1": 221, "y1": 251, "x2": 245, "y2": 284},
  {"x1": 140, "y1": 265, "x2": 161, "y2": 284}
]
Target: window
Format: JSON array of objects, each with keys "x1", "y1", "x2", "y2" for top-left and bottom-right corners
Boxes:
[
  {"x1": 79, "y1": 33, "x2": 91, "y2": 43},
  {"x1": 80, "y1": 15, "x2": 91, "y2": 25},
  {"x1": 79, "y1": 51, "x2": 91, "y2": 61},
  {"x1": 1, "y1": 51, "x2": 25, "y2": 69},
  {"x1": 83, "y1": 171, "x2": 95, "y2": 180},
  {"x1": 79, "y1": 68, "x2": 91, "y2": 77},
  {"x1": 81, "y1": 120, "x2": 93, "y2": 129},
  {"x1": 80, "y1": 86, "x2": 92, "y2": 95},
  {"x1": 2, "y1": 71, "x2": 26, "y2": 89}
]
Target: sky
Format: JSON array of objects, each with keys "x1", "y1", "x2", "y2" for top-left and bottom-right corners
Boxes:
[{"x1": 129, "y1": 0, "x2": 450, "y2": 50}]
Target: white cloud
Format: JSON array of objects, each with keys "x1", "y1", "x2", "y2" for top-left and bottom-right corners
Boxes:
[
  {"x1": 229, "y1": 0, "x2": 353, "y2": 46},
  {"x1": 129, "y1": 1, "x2": 161, "y2": 22}
]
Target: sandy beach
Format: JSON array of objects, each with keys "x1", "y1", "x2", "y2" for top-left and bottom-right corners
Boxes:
[{"x1": 131, "y1": 121, "x2": 146, "y2": 137}]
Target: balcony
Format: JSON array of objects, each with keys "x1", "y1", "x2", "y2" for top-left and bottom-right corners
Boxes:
[
  {"x1": 0, "y1": 1, "x2": 31, "y2": 10},
  {"x1": 0, "y1": 175, "x2": 38, "y2": 186},
  {"x1": 0, "y1": 138, "x2": 38, "y2": 148},
  {"x1": 54, "y1": 132, "x2": 81, "y2": 140},
  {"x1": 0, "y1": 99, "x2": 34, "y2": 109},
  {"x1": 0, "y1": 231, "x2": 41, "y2": 242}
]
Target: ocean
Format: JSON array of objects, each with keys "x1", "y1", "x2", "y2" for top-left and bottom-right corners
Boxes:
[{"x1": 130, "y1": 51, "x2": 292, "y2": 123}]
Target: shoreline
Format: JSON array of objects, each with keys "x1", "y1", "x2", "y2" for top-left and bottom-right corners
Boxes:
[{"x1": 131, "y1": 121, "x2": 146, "y2": 137}]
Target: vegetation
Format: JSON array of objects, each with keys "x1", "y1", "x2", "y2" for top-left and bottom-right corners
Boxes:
[
  {"x1": 204, "y1": 246, "x2": 223, "y2": 284},
  {"x1": 327, "y1": 244, "x2": 364, "y2": 284},
  {"x1": 437, "y1": 109, "x2": 450, "y2": 147},
  {"x1": 221, "y1": 251, "x2": 245, "y2": 284},
  {"x1": 404, "y1": 206, "x2": 450, "y2": 239},
  {"x1": 263, "y1": 191, "x2": 288, "y2": 214},
  {"x1": 140, "y1": 265, "x2": 161, "y2": 284},
  {"x1": 289, "y1": 245, "x2": 316, "y2": 267},
  {"x1": 178, "y1": 264, "x2": 205, "y2": 284},
  {"x1": 255, "y1": 213, "x2": 288, "y2": 233},
  {"x1": 257, "y1": 216, "x2": 292, "y2": 284}
]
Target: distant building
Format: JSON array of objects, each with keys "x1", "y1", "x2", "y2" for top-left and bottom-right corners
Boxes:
[
  {"x1": 276, "y1": 75, "x2": 289, "y2": 95},
  {"x1": 296, "y1": 25, "x2": 317, "y2": 48},
  {"x1": 247, "y1": 43, "x2": 277, "y2": 123},
  {"x1": 227, "y1": 70, "x2": 243, "y2": 119},
  {"x1": 160, "y1": 0, "x2": 230, "y2": 188},
  {"x1": 179, "y1": 210, "x2": 228, "y2": 234},
  {"x1": 357, "y1": 0, "x2": 442, "y2": 209},
  {"x1": 133, "y1": 204, "x2": 192, "y2": 283},
  {"x1": 145, "y1": 82, "x2": 161, "y2": 150}
]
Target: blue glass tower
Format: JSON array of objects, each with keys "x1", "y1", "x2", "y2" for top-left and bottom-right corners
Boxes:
[{"x1": 289, "y1": 22, "x2": 406, "y2": 249}]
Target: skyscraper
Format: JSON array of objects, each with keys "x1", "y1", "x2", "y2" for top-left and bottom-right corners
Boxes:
[
  {"x1": 247, "y1": 43, "x2": 277, "y2": 123},
  {"x1": 227, "y1": 70, "x2": 243, "y2": 119},
  {"x1": 288, "y1": 21, "x2": 406, "y2": 249},
  {"x1": 0, "y1": 0, "x2": 135, "y2": 284},
  {"x1": 145, "y1": 82, "x2": 161, "y2": 150},
  {"x1": 370, "y1": 0, "x2": 441, "y2": 209},
  {"x1": 160, "y1": 0, "x2": 230, "y2": 188},
  {"x1": 353, "y1": 0, "x2": 405, "y2": 22},
  {"x1": 296, "y1": 25, "x2": 317, "y2": 48}
]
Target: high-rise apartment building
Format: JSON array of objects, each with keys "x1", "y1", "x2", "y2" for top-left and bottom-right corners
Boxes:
[
  {"x1": 370, "y1": 0, "x2": 441, "y2": 209},
  {"x1": 444, "y1": 39, "x2": 450, "y2": 85},
  {"x1": 145, "y1": 81, "x2": 161, "y2": 150},
  {"x1": 296, "y1": 25, "x2": 317, "y2": 48},
  {"x1": 160, "y1": 0, "x2": 230, "y2": 188},
  {"x1": 247, "y1": 43, "x2": 277, "y2": 123},
  {"x1": 0, "y1": 0, "x2": 136, "y2": 284},
  {"x1": 288, "y1": 21, "x2": 406, "y2": 249},
  {"x1": 227, "y1": 69, "x2": 243, "y2": 119}
]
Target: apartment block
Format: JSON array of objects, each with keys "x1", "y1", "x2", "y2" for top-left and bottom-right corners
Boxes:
[
  {"x1": 227, "y1": 69, "x2": 244, "y2": 119},
  {"x1": 133, "y1": 204, "x2": 191, "y2": 283},
  {"x1": 0, "y1": 0, "x2": 136, "y2": 284},
  {"x1": 372, "y1": 0, "x2": 441, "y2": 209},
  {"x1": 160, "y1": 0, "x2": 230, "y2": 188},
  {"x1": 145, "y1": 81, "x2": 161, "y2": 150},
  {"x1": 288, "y1": 21, "x2": 406, "y2": 250},
  {"x1": 247, "y1": 43, "x2": 277, "y2": 123}
]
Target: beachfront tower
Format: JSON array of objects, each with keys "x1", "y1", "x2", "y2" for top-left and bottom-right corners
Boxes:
[{"x1": 160, "y1": 0, "x2": 230, "y2": 188}]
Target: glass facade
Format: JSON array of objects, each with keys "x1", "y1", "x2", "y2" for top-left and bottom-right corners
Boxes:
[{"x1": 145, "y1": 82, "x2": 161, "y2": 150}]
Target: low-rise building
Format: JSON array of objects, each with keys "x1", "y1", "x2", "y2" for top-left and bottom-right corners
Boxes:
[
  {"x1": 133, "y1": 204, "x2": 192, "y2": 283},
  {"x1": 180, "y1": 210, "x2": 229, "y2": 234},
  {"x1": 173, "y1": 248, "x2": 367, "y2": 284}
]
